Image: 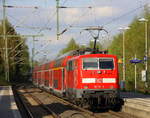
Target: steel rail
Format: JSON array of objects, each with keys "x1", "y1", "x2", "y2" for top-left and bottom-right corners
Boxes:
[
  {"x1": 42, "y1": 89, "x2": 99, "y2": 118},
  {"x1": 43, "y1": 89, "x2": 132, "y2": 118},
  {"x1": 13, "y1": 87, "x2": 34, "y2": 118},
  {"x1": 24, "y1": 89, "x2": 60, "y2": 118},
  {"x1": 20, "y1": 85, "x2": 133, "y2": 118}
]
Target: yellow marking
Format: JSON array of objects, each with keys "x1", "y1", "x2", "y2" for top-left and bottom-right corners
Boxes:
[
  {"x1": 35, "y1": 67, "x2": 64, "y2": 72},
  {"x1": 52, "y1": 67, "x2": 64, "y2": 71}
]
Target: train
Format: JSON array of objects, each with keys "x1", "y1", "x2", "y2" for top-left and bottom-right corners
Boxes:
[{"x1": 32, "y1": 48, "x2": 123, "y2": 110}]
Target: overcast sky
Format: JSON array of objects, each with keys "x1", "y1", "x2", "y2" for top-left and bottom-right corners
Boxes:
[{"x1": 0, "y1": 0, "x2": 150, "y2": 62}]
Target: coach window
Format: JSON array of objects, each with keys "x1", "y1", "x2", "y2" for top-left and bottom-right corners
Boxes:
[{"x1": 67, "y1": 61, "x2": 74, "y2": 71}]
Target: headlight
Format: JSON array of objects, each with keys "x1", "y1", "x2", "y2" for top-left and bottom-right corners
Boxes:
[{"x1": 84, "y1": 85, "x2": 89, "y2": 89}]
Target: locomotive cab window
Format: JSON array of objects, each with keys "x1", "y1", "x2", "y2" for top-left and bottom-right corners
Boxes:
[
  {"x1": 99, "y1": 58, "x2": 114, "y2": 69},
  {"x1": 82, "y1": 58, "x2": 114, "y2": 70},
  {"x1": 83, "y1": 58, "x2": 98, "y2": 70}
]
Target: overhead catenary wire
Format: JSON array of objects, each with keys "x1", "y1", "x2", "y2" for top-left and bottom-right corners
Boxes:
[
  {"x1": 28, "y1": 0, "x2": 67, "y2": 57},
  {"x1": 3, "y1": 5, "x2": 53, "y2": 34},
  {"x1": 38, "y1": 0, "x2": 70, "y2": 34},
  {"x1": 2, "y1": 0, "x2": 150, "y2": 61},
  {"x1": 102, "y1": 5, "x2": 145, "y2": 27},
  {"x1": 6, "y1": 9, "x2": 38, "y2": 35},
  {"x1": 58, "y1": 7, "x2": 93, "y2": 35},
  {"x1": 58, "y1": 4, "x2": 116, "y2": 35},
  {"x1": 62, "y1": 0, "x2": 68, "y2": 5},
  {"x1": 59, "y1": 2, "x2": 148, "y2": 36},
  {"x1": 55, "y1": 1, "x2": 146, "y2": 51},
  {"x1": 34, "y1": 1, "x2": 61, "y2": 53},
  {"x1": 100, "y1": 3, "x2": 148, "y2": 36},
  {"x1": 89, "y1": 5, "x2": 98, "y2": 26},
  {"x1": 35, "y1": 0, "x2": 94, "y2": 53},
  {"x1": 2, "y1": 0, "x2": 149, "y2": 34}
]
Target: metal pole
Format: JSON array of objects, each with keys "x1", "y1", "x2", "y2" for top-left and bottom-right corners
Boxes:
[
  {"x1": 31, "y1": 37, "x2": 35, "y2": 82},
  {"x1": 3, "y1": 0, "x2": 9, "y2": 82},
  {"x1": 135, "y1": 54, "x2": 137, "y2": 92},
  {"x1": 31, "y1": 37, "x2": 35, "y2": 73},
  {"x1": 2, "y1": 0, "x2": 6, "y2": 81},
  {"x1": 145, "y1": 21, "x2": 148, "y2": 81},
  {"x1": 123, "y1": 31, "x2": 126, "y2": 82},
  {"x1": 56, "y1": 0, "x2": 60, "y2": 40}
]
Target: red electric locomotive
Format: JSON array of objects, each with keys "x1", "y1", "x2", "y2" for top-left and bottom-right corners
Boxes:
[{"x1": 33, "y1": 49, "x2": 122, "y2": 109}]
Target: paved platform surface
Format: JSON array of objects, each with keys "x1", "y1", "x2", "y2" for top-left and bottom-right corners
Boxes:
[
  {"x1": 121, "y1": 92, "x2": 150, "y2": 118},
  {"x1": 121, "y1": 92, "x2": 150, "y2": 98},
  {"x1": 0, "y1": 86, "x2": 21, "y2": 118}
]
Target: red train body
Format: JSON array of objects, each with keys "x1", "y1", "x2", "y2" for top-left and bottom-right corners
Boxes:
[{"x1": 32, "y1": 50, "x2": 122, "y2": 109}]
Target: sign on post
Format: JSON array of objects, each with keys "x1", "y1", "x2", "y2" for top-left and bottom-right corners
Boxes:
[{"x1": 141, "y1": 70, "x2": 146, "y2": 82}]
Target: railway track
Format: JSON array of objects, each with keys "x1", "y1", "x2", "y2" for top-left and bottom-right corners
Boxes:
[
  {"x1": 26, "y1": 90, "x2": 60, "y2": 118},
  {"x1": 23, "y1": 88, "x2": 90, "y2": 118},
  {"x1": 13, "y1": 86, "x2": 34, "y2": 118},
  {"x1": 42, "y1": 88, "x2": 136, "y2": 118},
  {"x1": 40, "y1": 88, "x2": 96, "y2": 117},
  {"x1": 14, "y1": 85, "x2": 55, "y2": 118},
  {"x1": 14, "y1": 85, "x2": 138, "y2": 118}
]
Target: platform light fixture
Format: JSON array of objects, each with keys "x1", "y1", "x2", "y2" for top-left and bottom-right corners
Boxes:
[
  {"x1": 138, "y1": 18, "x2": 148, "y2": 87},
  {"x1": 118, "y1": 26, "x2": 130, "y2": 89}
]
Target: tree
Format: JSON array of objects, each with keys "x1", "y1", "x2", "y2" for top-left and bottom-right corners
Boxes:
[
  {"x1": 59, "y1": 38, "x2": 79, "y2": 55},
  {"x1": 109, "y1": 6, "x2": 150, "y2": 91},
  {"x1": 59, "y1": 38, "x2": 104, "y2": 56},
  {"x1": 0, "y1": 19, "x2": 30, "y2": 83}
]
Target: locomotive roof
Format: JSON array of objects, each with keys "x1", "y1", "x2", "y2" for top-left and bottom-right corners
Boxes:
[
  {"x1": 79, "y1": 53, "x2": 117, "y2": 58},
  {"x1": 56, "y1": 48, "x2": 108, "y2": 59},
  {"x1": 68, "y1": 53, "x2": 117, "y2": 61}
]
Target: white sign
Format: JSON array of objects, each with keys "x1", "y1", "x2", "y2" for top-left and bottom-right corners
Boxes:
[{"x1": 141, "y1": 70, "x2": 146, "y2": 82}]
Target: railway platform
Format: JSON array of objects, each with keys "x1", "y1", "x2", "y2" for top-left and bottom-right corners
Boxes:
[
  {"x1": 0, "y1": 86, "x2": 21, "y2": 118},
  {"x1": 121, "y1": 92, "x2": 150, "y2": 118}
]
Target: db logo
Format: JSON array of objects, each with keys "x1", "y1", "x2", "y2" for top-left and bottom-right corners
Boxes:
[{"x1": 96, "y1": 78, "x2": 102, "y2": 83}]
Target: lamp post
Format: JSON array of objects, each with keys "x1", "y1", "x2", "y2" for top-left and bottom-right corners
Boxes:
[
  {"x1": 139, "y1": 18, "x2": 148, "y2": 85},
  {"x1": 56, "y1": 0, "x2": 60, "y2": 40},
  {"x1": 119, "y1": 27, "x2": 130, "y2": 89}
]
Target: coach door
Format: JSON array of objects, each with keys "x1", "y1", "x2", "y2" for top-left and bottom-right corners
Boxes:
[
  {"x1": 61, "y1": 68, "x2": 65, "y2": 92},
  {"x1": 66, "y1": 60, "x2": 74, "y2": 89}
]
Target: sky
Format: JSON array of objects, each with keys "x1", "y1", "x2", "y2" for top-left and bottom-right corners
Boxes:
[{"x1": 0, "y1": 0, "x2": 150, "y2": 63}]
